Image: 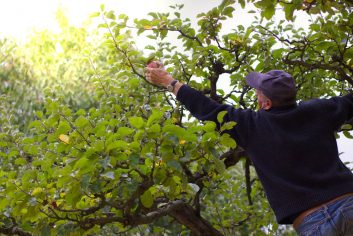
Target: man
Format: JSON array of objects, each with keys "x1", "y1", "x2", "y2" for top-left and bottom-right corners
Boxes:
[{"x1": 145, "y1": 62, "x2": 353, "y2": 235}]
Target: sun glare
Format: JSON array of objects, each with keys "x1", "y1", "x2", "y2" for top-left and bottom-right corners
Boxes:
[{"x1": 0, "y1": 0, "x2": 169, "y2": 41}]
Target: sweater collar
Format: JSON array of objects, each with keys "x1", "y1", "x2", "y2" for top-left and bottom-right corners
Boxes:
[{"x1": 267, "y1": 103, "x2": 297, "y2": 113}]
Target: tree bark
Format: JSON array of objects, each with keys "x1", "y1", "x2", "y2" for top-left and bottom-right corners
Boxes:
[
  {"x1": 0, "y1": 226, "x2": 32, "y2": 236},
  {"x1": 169, "y1": 202, "x2": 223, "y2": 236}
]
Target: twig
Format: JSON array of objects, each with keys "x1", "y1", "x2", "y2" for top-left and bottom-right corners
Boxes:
[
  {"x1": 88, "y1": 57, "x2": 109, "y2": 97},
  {"x1": 59, "y1": 112, "x2": 91, "y2": 146},
  {"x1": 102, "y1": 16, "x2": 158, "y2": 87}
]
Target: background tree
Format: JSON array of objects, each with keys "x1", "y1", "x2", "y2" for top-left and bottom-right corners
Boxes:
[{"x1": 0, "y1": 0, "x2": 352, "y2": 235}]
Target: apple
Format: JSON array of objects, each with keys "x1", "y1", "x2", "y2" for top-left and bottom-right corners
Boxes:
[{"x1": 147, "y1": 60, "x2": 159, "y2": 68}]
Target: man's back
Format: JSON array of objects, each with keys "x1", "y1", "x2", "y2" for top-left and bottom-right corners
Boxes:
[{"x1": 237, "y1": 95, "x2": 353, "y2": 223}]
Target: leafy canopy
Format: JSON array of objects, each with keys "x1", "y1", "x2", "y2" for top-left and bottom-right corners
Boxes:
[{"x1": 0, "y1": 0, "x2": 352, "y2": 235}]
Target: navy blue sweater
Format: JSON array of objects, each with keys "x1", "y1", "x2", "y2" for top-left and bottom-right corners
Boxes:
[{"x1": 176, "y1": 85, "x2": 353, "y2": 224}]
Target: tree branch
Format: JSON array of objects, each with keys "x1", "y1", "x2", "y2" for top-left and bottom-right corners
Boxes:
[
  {"x1": 245, "y1": 158, "x2": 253, "y2": 206},
  {"x1": 169, "y1": 201, "x2": 223, "y2": 236},
  {"x1": 0, "y1": 218, "x2": 32, "y2": 236},
  {"x1": 0, "y1": 226, "x2": 32, "y2": 236},
  {"x1": 283, "y1": 58, "x2": 353, "y2": 85},
  {"x1": 221, "y1": 147, "x2": 247, "y2": 168},
  {"x1": 123, "y1": 180, "x2": 153, "y2": 215},
  {"x1": 102, "y1": 16, "x2": 159, "y2": 87},
  {"x1": 166, "y1": 27, "x2": 203, "y2": 47}
]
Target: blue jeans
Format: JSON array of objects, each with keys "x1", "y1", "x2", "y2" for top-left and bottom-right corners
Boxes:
[{"x1": 295, "y1": 196, "x2": 353, "y2": 236}]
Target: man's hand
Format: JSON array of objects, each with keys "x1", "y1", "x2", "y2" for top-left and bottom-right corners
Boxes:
[{"x1": 145, "y1": 61, "x2": 174, "y2": 88}]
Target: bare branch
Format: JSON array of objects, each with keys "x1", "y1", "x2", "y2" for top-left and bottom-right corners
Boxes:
[{"x1": 165, "y1": 27, "x2": 203, "y2": 47}]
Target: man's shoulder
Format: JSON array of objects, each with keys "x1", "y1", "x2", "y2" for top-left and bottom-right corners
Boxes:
[
  {"x1": 228, "y1": 107, "x2": 257, "y2": 122},
  {"x1": 298, "y1": 94, "x2": 353, "y2": 113}
]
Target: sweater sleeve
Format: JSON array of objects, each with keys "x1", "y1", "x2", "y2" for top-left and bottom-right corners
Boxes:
[
  {"x1": 321, "y1": 93, "x2": 353, "y2": 131},
  {"x1": 176, "y1": 85, "x2": 252, "y2": 148}
]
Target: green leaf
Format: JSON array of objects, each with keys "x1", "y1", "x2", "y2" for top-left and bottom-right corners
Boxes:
[
  {"x1": 167, "y1": 159, "x2": 182, "y2": 172},
  {"x1": 106, "y1": 10, "x2": 116, "y2": 20},
  {"x1": 81, "y1": 174, "x2": 91, "y2": 191},
  {"x1": 129, "y1": 153, "x2": 140, "y2": 167},
  {"x1": 36, "y1": 111, "x2": 43, "y2": 118},
  {"x1": 239, "y1": 0, "x2": 246, "y2": 8},
  {"x1": 74, "y1": 157, "x2": 89, "y2": 170},
  {"x1": 220, "y1": 121, "x2": 237, "y2": 132},
  {"x1": 214, "y1": 158, "x2": 225, "y2": 174},
  {"x1": 56, "y1": 121, "x2": 71, "y2": 134},
  {"x1": 163, "y1": 124, "x2": 186, "y2": 137},
  {"x1": 66, "y1": 184, "x2": 82, "y2": 206},
  {"x1": 76, "y1": 109, "x2": 86, "y2": 116},
  {"x1": 147, "y1": 110, "x2": 164, "y2": 126},
  {"x1": 147, "y1": 124, "x2": 161, "y2": 138},
  {"x1": 117, "y1": 127, "x2": 134, "y2": 137},
  {"x1": 217, "y1": 111, "x2": 228, "y2": 123},
  {"x1": 107, "y1": 140, "x2": 128, "y2": 152},
  {"x1": 203, "y1": 121, "x2": 217, "y2": 132},
  {"x1": 202, "y1": 132, "x2": 219, "y2": 143},
  {"x1": 310, "y1": 23, "x2": 321, "y2": 32},
  {"x1": 148, "y1": 124, "x2": 161, "y2": 134},
  {"x1": 140, "y1": 189, "x2": 153, "y2": 208},
  {"x1": 129, "y1": 116, "x2": 145, "y2": 129},
  {"x1": 284, "y1": 4, "x2": 295, "y2": 21},
  {"x1": 0, "y1": 198, "x2": 9, "y2": 211},
  {"x1": 15, "y1": 158, "x2": 27, "y2": 166},
  {"x1": 263, "y1": 5, "x2": 275, "y2": 20},
  {"x1": 22, "y1": 137, "x2": 35, "y2": 144},
  {"x1": 272, "y1": 48, "x2": 284, "y2": 59},
  {"x1": 223, "y1": 6, "x2": 234, "y2": 17},
  {"x1": 89, "y1": 12, "x2": 101, "y2": 18},
  {"x1": 29, "y1": 120, "x2": 42, "y2": 129},
  {"x1": 27, "y1": 145, "x2": 39, "y2": 155},
  {"x1": 8, "y1": 150, "x2": 19, "y2": 158},
  {"x1": 343, "y1": 131, "x2": 353, "y2": 139},
  {"x1": 341, "y1": 124, "x2": 352, "y2": 130},
  {"x1": 75, "y1": 116, "x2": 89, "y2": 128},
  {"x1": 220, "y1": 134, "x2": 237, "y2": 148}
]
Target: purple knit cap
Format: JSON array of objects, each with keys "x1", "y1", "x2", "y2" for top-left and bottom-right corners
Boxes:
[{"x1": 246, "y1": 70, "x2": 296, "y2": 101}]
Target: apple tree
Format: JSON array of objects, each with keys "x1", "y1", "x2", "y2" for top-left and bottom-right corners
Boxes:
[{"x1": 0, "y1": 0, "x2": 352, "y2": 235}]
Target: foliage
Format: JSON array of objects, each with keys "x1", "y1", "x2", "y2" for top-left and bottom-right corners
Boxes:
[
  {"x1": 0, "y1": 0, "x2": 352, "y2": 235},
  {"x1": 0, "y1": 38, "x2": 42, "y2": 130},
  {"x1": 0, "y1": 8, "x2": 102, "y2": 131}
]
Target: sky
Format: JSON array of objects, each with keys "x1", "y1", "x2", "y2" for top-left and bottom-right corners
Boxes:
[{"x1": 0, "y1": 0, "x2": 352, "y2": 165}]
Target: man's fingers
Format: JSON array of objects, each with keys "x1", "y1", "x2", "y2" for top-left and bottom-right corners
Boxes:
[
  {"x1": 145, "y1": 67, "x2": 168, "y2": 86},
  {"x1": 144, "y1": 68, "x2": 151, "y2": 82},
  {"x1": 145, "y1": 68, "x2": 158, "y2": 84},
  {"x1": 155, "y1": 61, "x2": 164, "y2": 68}
]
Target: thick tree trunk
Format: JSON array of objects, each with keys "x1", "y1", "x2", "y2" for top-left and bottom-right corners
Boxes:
[{"x1": 169, "y1": 202, "x2": 223, "y2": 236}]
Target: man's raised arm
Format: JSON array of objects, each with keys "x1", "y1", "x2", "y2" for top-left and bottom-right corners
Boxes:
[{"x1": 144, "y1": 61, "x2": 232, "y2": 122}]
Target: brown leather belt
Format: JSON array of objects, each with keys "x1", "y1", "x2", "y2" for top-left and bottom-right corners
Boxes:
[{"x1": 293, "y1": 192, "x2": 353, "y2": 229}]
